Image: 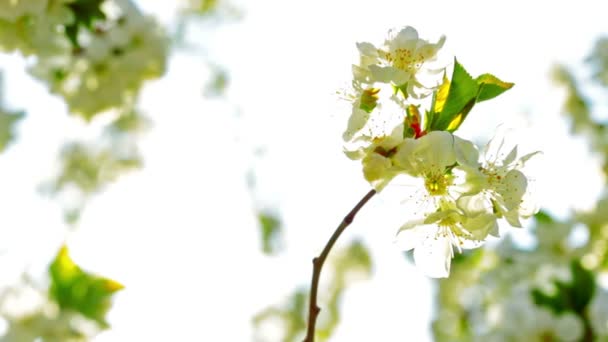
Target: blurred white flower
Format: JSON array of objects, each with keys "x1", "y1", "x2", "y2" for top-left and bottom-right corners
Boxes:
[
  {"x1": 589, "y1": 287, "x2": 608, "y2": 337},
  {"x1": 30, "y1": 1, "x2": 168, "y2": 118}
]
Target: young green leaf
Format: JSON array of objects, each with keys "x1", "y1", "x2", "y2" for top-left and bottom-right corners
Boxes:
[
  {"x1": 428, "y1": 60, "x2": 514, "y2": 133},
  {"x1": 49, "y1": 245, "x2": 123, "y2": 327},
  {"x1": 476, "y1": 74, "x2": 514, "y2": 102},
  {"x1": 429, "y1": 59, "x2": 478, "y2": 132}
]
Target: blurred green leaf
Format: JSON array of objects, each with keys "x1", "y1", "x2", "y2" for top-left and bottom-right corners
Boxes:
[
  {"x1": 258, "y1": 212, "x2": 282, "y2": 255},
  {"x1": 552, "y1": 65, "x2": 592, "y2": 133},
  {"x1": 65, "y1": 0, "x2": 107, "y2": 49},
  {"x1": 108, "y1": 111, "x2": 149, "y2": 134},
  {"x1": 0, "y1": 109, "x2": 24, "y2": 153},
  {"x1": 253, "y1": 288, "x2": 307, "y2": 342},
  {"x1": 534, "y1": 210, "x2": 555, "y2": 225},
  {"x1": 45, "y1": 142, "x2": 141, "y2": 224},
  {"x1": 52, "y1": 142, "x2": 141, "y2": 195},
  {"x1": 317, "y1": 240, "x2": 372, "y2": 340},
  {"x1": 532, "y1": 260, "x2": 595, "y2": 315},
  {"x1": 587, "y1": 37, "x2": 608, "y2": 86},
  {"x1": 192, "y1": 0, "x2": 220, "y2": 15},
  {"x1": 204, "y1": 69, "x2": 229, "y2": 97},
  {"x1": 49, "y1": 245, "x2": 123, "y2": 327},
  {"x1": 253, "y1": 241, "x2": 372, "y2": 342},
  {"x1": 333, "y1": 240, "x2": 372, "y2": 277}
]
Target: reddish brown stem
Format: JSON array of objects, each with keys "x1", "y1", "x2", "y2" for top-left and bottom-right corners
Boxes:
[{"x1": 303, "y1": 189, "x2": 376, "y2": 342}]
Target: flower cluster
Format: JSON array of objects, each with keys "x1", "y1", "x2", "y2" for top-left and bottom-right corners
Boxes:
[
  {"x1": 0, "y1": 0, "x2": 167, "y2": 120},
  {"x1": 342, "y1": 27, "x2": 538, "y2": 277}
]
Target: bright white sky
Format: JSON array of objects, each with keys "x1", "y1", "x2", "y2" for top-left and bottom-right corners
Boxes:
[{"x1": 0, "y1": 0, "x2": 607, "y2": 341}]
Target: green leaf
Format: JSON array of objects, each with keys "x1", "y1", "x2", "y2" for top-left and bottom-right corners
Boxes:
[
  {"x1": 428, "y1": 60, "x2": 514, "y2": 133},
  {"x1": 429, "y1": 59, "x2": 479, "y2": 132},
  {"x1": 476, "y1": 74, "x2": 514, "y2": 102},
  {"x1": 49, "y1": 245, "x2": 123, "y2": 327}
]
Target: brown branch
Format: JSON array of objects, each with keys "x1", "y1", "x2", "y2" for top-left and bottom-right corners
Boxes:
[{"x1": 303, "y1": 189, "x2": 376, "y2": 342}]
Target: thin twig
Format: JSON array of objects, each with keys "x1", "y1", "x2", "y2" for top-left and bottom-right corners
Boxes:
[{"x1": 303, "y1": 189, "x2": 377, "y2": 342}]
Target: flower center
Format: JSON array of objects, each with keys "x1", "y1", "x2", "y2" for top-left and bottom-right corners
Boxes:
[
  {"x1": 479, "y1": 166, "x2": 503, "y2": 185},
  {"x1": 424, "y1": 171, "x2": 452, "y2": 196},
  {"x1": 437, "y1": 216, "x2": 457, "y2": 228},
  {"x1": 385, "y1": 48, "x2": 423, "y2": 73}
]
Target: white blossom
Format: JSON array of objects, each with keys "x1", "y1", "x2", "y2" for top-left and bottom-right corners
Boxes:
[
  {"x1": 359, "y1": 26, "x2": 445, "y2": 98},
  {"x1": 457, "y1": 131, "x2": 540, "y2": 228}
]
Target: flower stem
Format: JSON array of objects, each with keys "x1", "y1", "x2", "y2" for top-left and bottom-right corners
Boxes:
[{"x1": 303, "y1": 189, "x2": 377, "y2": 342}]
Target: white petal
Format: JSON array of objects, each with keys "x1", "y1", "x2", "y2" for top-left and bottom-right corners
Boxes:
[
  {"x1": 517, "y1": 150, "x2": 542, "y2": 168},
  {"x1": 414, "y1": 234, "x2": 452, "y2": 278},
  {"x1": 356, "y1": 42, "x2": 378, "y2": 58},
  {"x1": 504, "y1": 209, "x2": 523, "y2": 228},
  {"x1": 395, "y1": 220, "x2": 426, "y2": 251},
  {"x1": 464, "y1": 213, "x2": 498, "y2": 241},
  {"x1": 392, "y1": 138, "x2": 419, "y2": 174},
  {"x1": 352, "y1": 65, "x2": 372, "y2": 83},
  {"x1": 500, "y1": 169, "x2": 528, "y2": 210},
  {"x1": 457, "y1": 193, "x2": 491, "y2": 216},
  {"x1": 454, "y1": 135, "x2": 479, "y2": 167},
  {"x1": 483, "y1": 129, "x2": 508, "y2": 163},
  {"x1": 369, "y1": 65, "x2": 409, "y2": 84},
  {"x1": 343, "y1": 106, "x2": 370, "y2": 141},
  {"x1": 503, "y1": 145, "x2": 518, "y2": 166},
  {"x1": 518, "y1": 192, "x2": 539, "y2": 218},
  {"x1": 414, "y1": 131, "x2": 456, "y2": 169},
  {"x1": 362, "y1": 153, "x2": 392, "y2": 182},
  {"x1": 457, "y1": 165, "x2": 487, "y2": 194},
  {"x1": 396, "y1": 26, "x2": 419, "y2": 40},
  {"x1": 343, "y1": 148, "x2": 364, "y2": 160}
]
